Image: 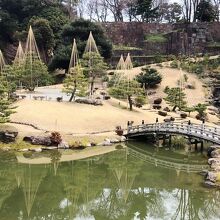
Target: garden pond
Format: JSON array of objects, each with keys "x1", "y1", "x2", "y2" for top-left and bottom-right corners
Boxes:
[{"x1": 0, "y1": 142, "x2": 219, "y2": 220}]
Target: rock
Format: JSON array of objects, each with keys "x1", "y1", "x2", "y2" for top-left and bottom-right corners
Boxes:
[
  {"x1": 154, "y1": 98, "x2": 162, "y2": 104},
  {"x1": 120, "y1": 136, "x2": 126, "y2": 142},
  {"x1": 211, "y1": 165, "x2": 220, "y2": 172},
  {"x1": 204, "y1": 180, "x2": 217, "y2": 188},
  {"x1": 211, "y1": 149, "x2": 220, "y2": 158},
  {"x1": 164, "y1": 118, "x2": 171, "y2": 122},
  {"x1": 0, "y1": 131, "x2": 18, "y2": 143},
  {"x1": 158, "y1": 111, "x2": 167, "y2": 117},
  {"x1": 208, "y1": 158, "x2": 220, "y2": 165},
  {"x1": 104, "y1": 138, "x2": 111, "y2": 143},
  {"x1": 207, "y1": 145, "x2": 219, "y2": 157},
  {"x1": 75, "y1": 98, "x2": 103, "y2": 106},
  {"x1": 186, "y1": 83, "x2": 195, "y2": 89},
  {"x1": 86, "y1": 143, "x2": 92, "y2": 147},
  {"x1": 23, "y1": 136, "x2": 52, "y2": 146},
  {"x1": 153, "y1": 105, "x2": 162, "y2": 109},
  {"x1": 58, "y1": 141, "x2": 69, "y2": 149},
  {"x1": 199, "y1": 170, "x2": 208, "y2": 176},
  {"x1": 110, "y1": 139, "x2": 120, "y2": 143},
  {"x1": 29, "y1": 148, "x2": 42, "y2": 153},
  {"x1": 180, "y1": 112, "x2": 187, "y2": 118},
  {"x1": 102, "y1": 139, "x2": 112, "y2": 146},
  {"x1": 163, "y1": 107, "x2": 170, "y2": 112},
  {"x1": 104, "y1": 95, "x2": 111, "y2": 100},
  {"x1": 32, "y1": 137, "x2": 52, "y2": 146},
  {"x1": 206, "y1": 171, "x2": 217, "y2": 182},
  {"x1": 90, "y1": 142, "x2": 97, "y2": 147}
]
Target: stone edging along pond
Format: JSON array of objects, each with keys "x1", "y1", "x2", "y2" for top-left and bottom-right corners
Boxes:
[{"x1": 205, "y1": 146, "x2": 220, "y2": 188}]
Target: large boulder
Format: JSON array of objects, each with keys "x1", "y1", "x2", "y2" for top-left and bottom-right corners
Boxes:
[
  {"x1": 207, "y1": 145, "x2": 219, "y2": 157},
  {"x1": 211, "y1": 149, "x2": 220, "y2": 158},
  {"x1": 180, "y1": 112, "x2": 187, "y2": 119},
  {"x1": 0, "y1": 131, "x2": 18, "y2": 143},
  {"x1": 208, "y1": 158, "x2": 220, "y2": 165},
  {"x1": 75, "y1": 98, "x2": 103, "y2": 106},
  {"x1": 154, "y1": 98, "x2": 162, "y2": 105},
  {"x1": 23, "y1": 136, "x2": 52, "y2": 146},
  {"x1": 206, "y1": 171, "x2": 217, "y2": 182},
  {"x1": 158, "y1": 111, "x2": 167, "y2": 117},
  {"x1": 58, "y1": 141, "x2": 69, "y2": 149},
  {"x1": 0, "y1": 125, "x2": 18, "y2": 143}
]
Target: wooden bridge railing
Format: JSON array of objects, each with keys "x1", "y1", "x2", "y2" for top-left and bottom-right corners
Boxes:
[{"x1": 127, "y1": 122, "x2": 220, "y2": 145}]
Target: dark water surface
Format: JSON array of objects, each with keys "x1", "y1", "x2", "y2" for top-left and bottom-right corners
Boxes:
[{"x1": 0, "y1": 143, "x2": 219, "y2": 220}]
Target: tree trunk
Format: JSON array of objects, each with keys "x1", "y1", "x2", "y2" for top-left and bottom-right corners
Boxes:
[
  {"x1": 28, "y1": 86, "x2": 35, "y2": 92},
  {"x1": 128, "y1": 95, "x2": 133, "y2": 111},
  {"x1": 172, "y1": 105, "x2": 178, "y2": 111},
  {"x1": 69, "y1": 80, "x2": 77, "y2": 102},
  {"x1": 90, "y1": 76, "x2": 95, "y2": 96}
]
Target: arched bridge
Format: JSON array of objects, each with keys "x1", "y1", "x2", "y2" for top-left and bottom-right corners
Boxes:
[{"x1": 126, "y1": 122, "x2": 220, "y2": 145}]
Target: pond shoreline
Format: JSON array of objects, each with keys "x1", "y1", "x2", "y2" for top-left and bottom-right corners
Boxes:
[{"x1": 16, "y1": 144, "x2": 124, "y2": 164}]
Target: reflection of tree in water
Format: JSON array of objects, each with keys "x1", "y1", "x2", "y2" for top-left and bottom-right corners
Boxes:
[
  {"x1": 50, "y1": 150, "x2": 62, "y2": 176},
  {"x1": 21, "y1": 164, "x2": 47, "y2": 217},
  {"x1": 172, "y1": 189, "x2": 220, "y2": 220},
  {"x1": 92, "y1": 149, "x2": 144, "y2": 219},
  {"x1": 59, "y1": 158, "x2": 106, "y2": 219},
  {"x1": 61, "y1": 161, "x2": 81, "y2": 219},
  {"x1": 0, "y1": 151, "x2": 18, "y2": 212}
]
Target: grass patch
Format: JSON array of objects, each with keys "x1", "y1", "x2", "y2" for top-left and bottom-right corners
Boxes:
[
  {"x1": 145, "y1": 34, "x2": 167, "y2": 43},
  {"x1": 0, "y1": 140, "x2": 45, "y2": 150}
]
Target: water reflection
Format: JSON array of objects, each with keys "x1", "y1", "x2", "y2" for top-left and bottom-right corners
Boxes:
[{"x1": 0, "y1": 145, "x2": 219, "y2": 220}]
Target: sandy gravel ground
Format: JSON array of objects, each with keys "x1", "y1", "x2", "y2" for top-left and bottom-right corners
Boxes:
[
  {"x1": 116, "y1": 63, "x2": 207, "y2": 106},
  {"x1": 10, "y1": 64, "x2": 219, "y2": 137}
]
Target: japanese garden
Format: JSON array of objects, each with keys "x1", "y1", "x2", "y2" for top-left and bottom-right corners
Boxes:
[{"x1": 0, "y1": 0, "x2": 220, "y2": 219}]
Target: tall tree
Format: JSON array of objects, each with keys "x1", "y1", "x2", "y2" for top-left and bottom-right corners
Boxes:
[
  {"x1": 82, "y1": 52, "x2": 108, "y2": 96},
  {"x1": 136, "y1": 67, "x2": 162, "y2": 90},
  {"x1": 135, "y1": 0, "x2": 159, "y2": 22},
  {"x1": 49, "y1": 19, "x2": 112, "y2": 71},
  {"x1": 109, "y1": 79, "x2": 145, "y2": 111},
  {"x1": 195, "y1": 0, "x2": 217, "y2": 21},
  {"x1": 157, "y1": 2, "x2": 182, "y2": 23},
  {"x1": 29, "y1": 18, "x2": 55, "y2": 62}
]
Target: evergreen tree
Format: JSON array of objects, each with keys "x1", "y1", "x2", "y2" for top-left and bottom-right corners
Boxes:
[
  {"x1": 18, "y1": 59, "x2": 50, "y2": 91},
  {"x1": 49, "y1": 19, "x2": 112, "y2": 72},
  {"x1": 109, "y1": 79, "x2": 145, "y2": 111},
  {"x1": 135, "y1": 0, "x2": 158, "y2": 22},
  {"x1": 136, "y1": 67, "x2": 162, "y2": 89},
  {"x1": 164, "y1": 87, "x2": 187, "y2": 111},
  {"x1": 195, "y1": 0, "x2": 217, "y2": 22},
  {"x1": 63, "y1": 66, "x2": 88, "y2": 102},
  {"x1": 0, "y1": 77, "x2": 16, "y2": 123},
  {"x1": 82, "y1": 52, "x2": 108, "y2": 96}
]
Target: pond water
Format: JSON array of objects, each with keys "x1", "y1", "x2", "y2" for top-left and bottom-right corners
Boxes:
[{"x1": 0, "y1": 143, "x2": 219, "y2": 220}]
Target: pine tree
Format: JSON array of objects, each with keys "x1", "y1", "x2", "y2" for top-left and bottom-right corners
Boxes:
[
  {"x1": 164, "y1": 87, "x2": 187, "y2": 111},
  {"x1": 63, "y1": 66, "x2": 88, "y2": 101},
  {"x1": 109, "y1": 79, "x2": 145, "y2": 111},
  {"x1": 0, "y1": 77, "x2": 16, "y2": 123},
  {"x1": 82, "y1": 52, "x2": 108, "y2": 96}
]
